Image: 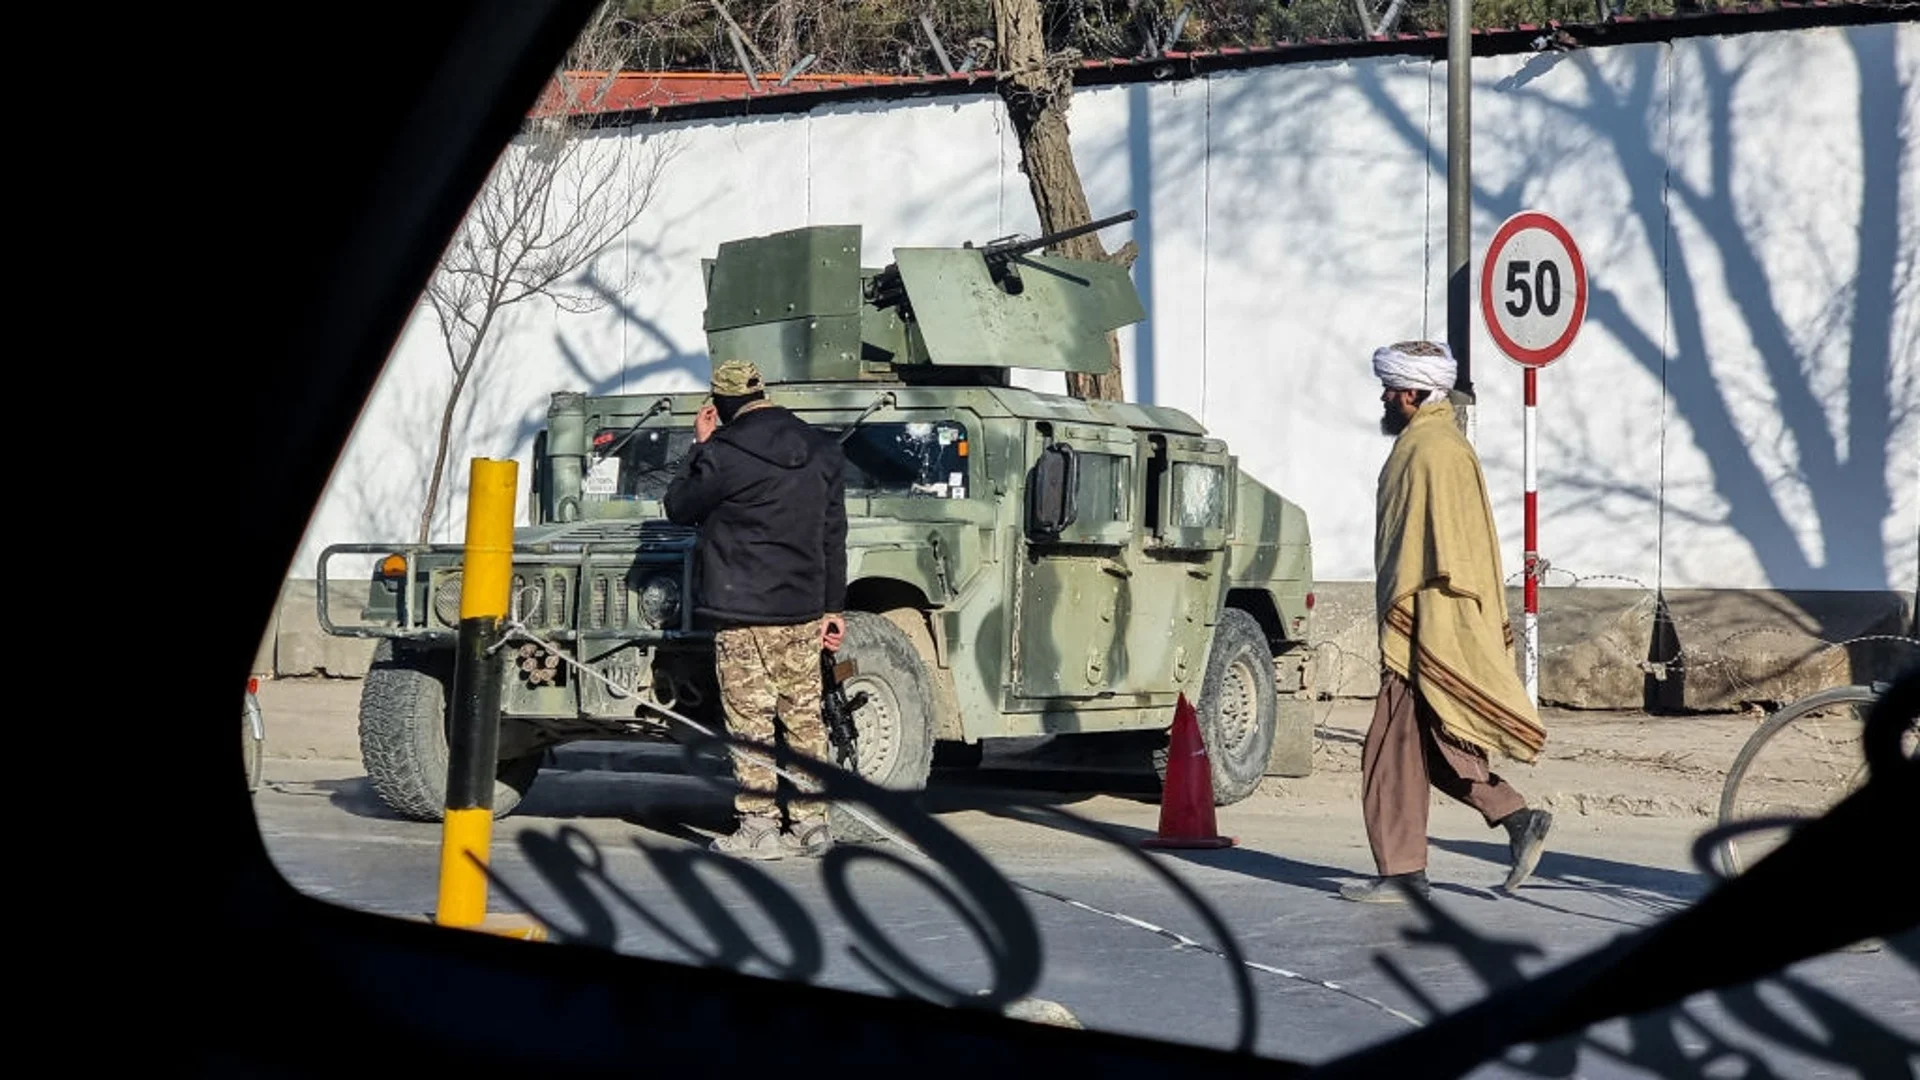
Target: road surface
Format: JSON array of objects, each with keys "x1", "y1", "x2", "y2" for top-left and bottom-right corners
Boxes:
[{"x1": 247, "y1": 679, "x2": 1919, "y2": 1076}]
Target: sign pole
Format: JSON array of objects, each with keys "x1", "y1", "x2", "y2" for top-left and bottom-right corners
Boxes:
[
  {"x1": 1447, "y1": 0, "x2": 1475, "y2": 444},
  {"x1": 1523, "y1": 366, "x2": 1539, "y2": 706},
  {"x1": 1481, "y1": 209, "x2": 1586, "y2": 712}
]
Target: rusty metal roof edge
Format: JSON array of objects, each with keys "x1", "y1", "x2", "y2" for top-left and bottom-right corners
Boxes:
[{"x1": 557, "y1": 3, "x2": 1905, "y2": 130}]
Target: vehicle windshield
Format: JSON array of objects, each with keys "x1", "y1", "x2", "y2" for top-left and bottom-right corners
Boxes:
[
  {"x1": 831, "y1": 419, "x2": 971, "y2": 499},
  {"x1": 584, "y1": 426, "x2": 697, "y2": 504},
  {"x1": 577, "y1": 419, "x2": 969, "y2": 505}
]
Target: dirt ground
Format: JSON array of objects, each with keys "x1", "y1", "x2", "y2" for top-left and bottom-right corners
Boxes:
[
  {"x1": 1270, "y1": 697, "x2": 1770, "y2": 820},
  {"x1": 253, "y1": 676, "x2": 1774, "y2": 822}
]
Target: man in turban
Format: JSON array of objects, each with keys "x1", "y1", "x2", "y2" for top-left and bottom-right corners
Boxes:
[{"x1": 1342, "y1": 340, "x2": 1554, "y2": 903}]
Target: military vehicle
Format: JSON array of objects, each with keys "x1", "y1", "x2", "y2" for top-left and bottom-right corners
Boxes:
[{"x1": 317, "y1": 212, "x2": 1316, "y2": 823}]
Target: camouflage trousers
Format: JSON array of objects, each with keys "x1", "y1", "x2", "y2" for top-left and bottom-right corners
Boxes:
[{"x1": 714, "y1": 623, "x2": 828, "y2": 827}]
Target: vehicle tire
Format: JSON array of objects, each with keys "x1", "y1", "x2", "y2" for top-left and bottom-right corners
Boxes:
[
  {"x1": 359, "y1": 640, "x2": 542, "y2": 822},
  {"x1": 242, "y1": 690, "x2": 266, "y2": 794},
  {"x1": 1714, "y1": 684, "x2": 1902, "y2": 877},
  {"x1": 1153, "y1": 608, "x2": 1277, "y2": 806},
  {"x1": 827, "y1": 611, "x2": 936, "y2": 842}
]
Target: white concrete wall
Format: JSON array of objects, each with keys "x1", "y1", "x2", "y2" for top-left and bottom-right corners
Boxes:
[{"x1": 291, "y1": 21, "x2": 1919, "y2": 597}]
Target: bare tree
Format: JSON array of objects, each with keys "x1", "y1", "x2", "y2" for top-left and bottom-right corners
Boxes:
[
  {"x1": 416, "y1": 2, "x2": 677, "y2": 543},
  {"x1": 993, "y1": 0, "x2": 1138, "y2": 401}
]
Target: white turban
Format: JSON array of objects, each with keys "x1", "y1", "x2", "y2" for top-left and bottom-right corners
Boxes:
[{"x1": 1372, "y1": 342, "x2": 1457, "y2": 394}]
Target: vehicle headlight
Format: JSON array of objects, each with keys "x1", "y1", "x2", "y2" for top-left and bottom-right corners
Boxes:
[
  {"x1": 638, "y1": 575, "x2": 681, "y2": 628},
  {"x1": 432, "y1": 572, "x2": 463, "y2": 626}
]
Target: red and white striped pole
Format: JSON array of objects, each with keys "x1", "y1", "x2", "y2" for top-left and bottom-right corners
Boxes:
[
  {"x1": 1484, "y1": 209, "x2": 1584, "y2": 713},
  {"x1": 1522, "y1": 366, "x2": 1539, "y2": 707}
]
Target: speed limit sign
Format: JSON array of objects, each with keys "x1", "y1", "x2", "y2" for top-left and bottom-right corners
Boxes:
[
  {"x1": 1481, "y1": 211, "x2": 1587, "y2": 367},
  {"x1": 1481, "y1": 209, "x2": 1588, "y2": 710}
]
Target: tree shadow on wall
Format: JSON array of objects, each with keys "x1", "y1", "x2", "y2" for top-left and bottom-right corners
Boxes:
[
  {"x1": 1353, "y1": 27, "x2": 1915, "y2": 704},
  {"x1": 502, "y1": 242, "x2": 714, "y2": 458}
]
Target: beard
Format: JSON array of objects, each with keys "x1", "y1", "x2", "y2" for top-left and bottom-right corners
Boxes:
[{"x1": 1380, "y1": 399, "x2": 1410, "y2": 436}]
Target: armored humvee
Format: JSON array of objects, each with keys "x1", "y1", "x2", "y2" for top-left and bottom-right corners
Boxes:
[{"x1": 318, "y1": 214, "x2": 1316, "y2": 822}]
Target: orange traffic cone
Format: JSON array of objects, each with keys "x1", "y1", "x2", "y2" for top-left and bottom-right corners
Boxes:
[{"x1": 1141, "y1": 694, "x2": 1236, "y2": 850}]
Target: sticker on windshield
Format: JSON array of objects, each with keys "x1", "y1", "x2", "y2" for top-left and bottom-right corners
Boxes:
[{"x1": 583, "y1": 456, "x2": 620, "y2": 496}]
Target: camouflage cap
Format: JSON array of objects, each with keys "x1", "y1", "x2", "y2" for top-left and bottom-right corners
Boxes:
[{"x1": 710, "y1": 359, "x2": 764, "y2": 397}]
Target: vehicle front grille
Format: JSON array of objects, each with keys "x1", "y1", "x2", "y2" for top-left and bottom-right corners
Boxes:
[
  {"x1": 578, "y1": 571, "x2": 674, "y2": 631},
  {"x1": 588, "y1": 576, "x2": 609, "y2": 629},
  {"x1": 509, "y1": 572, "x2": 570, "y2": 628}
]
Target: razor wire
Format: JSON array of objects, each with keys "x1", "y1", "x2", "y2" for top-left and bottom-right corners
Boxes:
[{"x1": 1307, "y1": 569, "x2": 1919, "y2": 709}]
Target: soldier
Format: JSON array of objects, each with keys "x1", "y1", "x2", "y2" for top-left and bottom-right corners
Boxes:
[
  {"x1": 664, "y1": 359, "x2": 849, "y2": 860},
  {"x1": 1342, "y1": 340, "x2": 1554, "y2": 903}
]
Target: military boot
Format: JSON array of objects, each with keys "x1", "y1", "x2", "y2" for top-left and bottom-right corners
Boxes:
[
  {"x1": 710, "y1": 815, "x2": 787, "y2": 861},
  {"x1": 780, "y1": 817, "x2": 835, "y2": 858}
]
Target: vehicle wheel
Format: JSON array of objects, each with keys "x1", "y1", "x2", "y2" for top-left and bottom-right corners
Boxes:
[
  {"x1": 359, "y1": 640, "x2": 542, "y2": 822},
  {"x1": 1153, "y1": 608, "x2": 1277, "y2": 806},
  {"x1": 1714, "y1": 684, "x2": 1908, "y2": 877},
  {"x1": 827, "y1": 611, "x2": 936, "y2": 842},
  {"x1": 242, "y1": 689, "x2": 266, "y2": 794}
]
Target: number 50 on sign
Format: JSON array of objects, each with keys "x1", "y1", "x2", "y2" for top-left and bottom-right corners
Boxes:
[{"x1": 1481, "y1": 211, "x2": 1587, "y2": 368}]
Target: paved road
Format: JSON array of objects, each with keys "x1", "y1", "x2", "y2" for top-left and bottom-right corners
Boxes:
[{"x1": 250, "y1": 739, "x2": 1918, "y2": 1077}]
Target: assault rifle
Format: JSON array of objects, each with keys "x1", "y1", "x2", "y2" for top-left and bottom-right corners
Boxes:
[{"x1": 821, "y1": 650, "x2": 867, "y2": 770}]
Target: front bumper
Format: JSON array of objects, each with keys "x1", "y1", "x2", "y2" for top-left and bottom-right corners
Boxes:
[{"x1": 315, "y1": 528, "x2": 705, "y2": 646}]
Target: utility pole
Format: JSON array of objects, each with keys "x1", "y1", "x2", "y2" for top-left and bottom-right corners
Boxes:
[{"x1": 1447, "y1": 0, "x2": 1475, "y2": 441}]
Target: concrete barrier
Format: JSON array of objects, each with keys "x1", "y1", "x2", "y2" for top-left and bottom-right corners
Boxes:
[
  {"x1": 1301, "y1": 582, "x2": 1384, "y2": 701},
  {"x1": 1526, "y1": 587, "x2": 1660, "y2": 710},
  {"x1": 1301, "y1": 582, "x2": 1917, "y2": 712},
  {"x1": 1652, "y1": 588, "x2": 1918, "y2": 711},
  {"x1": 271, "y1": 578, "x2": 379, "y2": 678}
]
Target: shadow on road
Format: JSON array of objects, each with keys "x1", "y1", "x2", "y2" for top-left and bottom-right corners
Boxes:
[
  {"x1": 313, "y1": 777, "x2": 402, "y2": 820},
  {"x1": 519, "y1": 770, "x2": 740, "y2": 838},
  {"x1": 314, "y1": 741, "x2": 1164, "y2": 842},
  {"x1": 976, "y1": 802, "x2": 1368, "y2": 899},
  {"x1": 1430, "y1": 837, "x2": 1707, "y2": 922},
  {"x1": 921, "y1": 765, "x2": 1155, "y2": 814}
]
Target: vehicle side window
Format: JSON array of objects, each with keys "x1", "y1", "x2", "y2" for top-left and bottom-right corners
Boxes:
[
  {"x1": 1074, "y1": 451, "x2": 1131, "y2": 526},
  {"x1": 1033, "y1": 423, "x2": 1135, "y2": 547},
  {"x1": 1146, "y1": 434, "x2": 1233, "y2": 550},
  {"x1": 1171, "y1": 462, "x2": 1226, "y2": 529}
]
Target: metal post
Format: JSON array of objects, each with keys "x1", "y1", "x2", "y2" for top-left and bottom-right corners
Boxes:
[
  {"x1": 434, "y1": 457, "x2": 541, "y2": 940},
  {"x1": 920, "y1": 14, "x2": 955, "y2": 76},
  {"x1": 728, "y1": 28, "x2": 761, "y2": 93},
  {"x1": 1447, "y1": 0, "x2": 1475, "y2": 442},
  {"x1": 1523, "y1": 368, "x2": 1539, "y2": 706}
]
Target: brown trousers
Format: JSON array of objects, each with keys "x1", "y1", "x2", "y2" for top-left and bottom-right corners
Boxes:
[{"x1": 1362, "y1": 669, "x2": 1527, "y2": 875}]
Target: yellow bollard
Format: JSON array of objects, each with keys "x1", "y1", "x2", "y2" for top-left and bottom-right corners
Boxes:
[{"x1": 433, "y1": 458, "x2": 544, "y2": 941}]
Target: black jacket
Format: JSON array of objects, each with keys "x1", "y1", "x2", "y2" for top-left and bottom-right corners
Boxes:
[{"x1": 662, "y1": 404, "x2": 848, "y2": 628}]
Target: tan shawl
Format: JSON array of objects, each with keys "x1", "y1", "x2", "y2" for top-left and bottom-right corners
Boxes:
[{"x1": 1376, "y1": 399, "x2": 1546, "y2": 763}]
